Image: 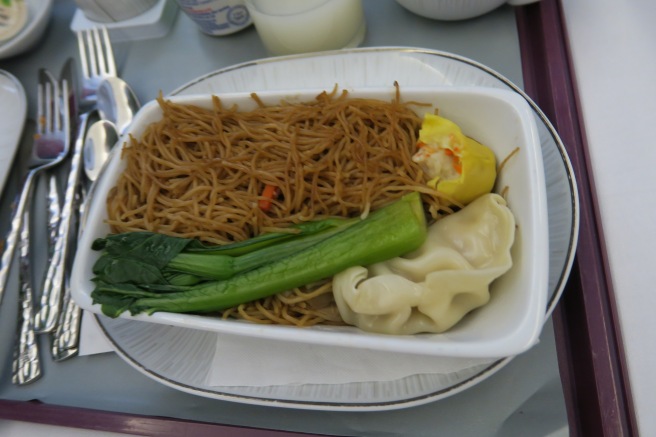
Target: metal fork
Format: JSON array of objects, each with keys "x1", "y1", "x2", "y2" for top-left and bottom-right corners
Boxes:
[
  {"x1": 33, "y1": 59, "x2": 81, "y2": 334},
  {"x1": 0, "y1": 70, "x2": 71, "y2": 304},
  {"x1": 50, "y1": 30, "x2": 117, "y2": 353},
  {"x1": 76, "y1": 27, "x2": 116, "y2": 105}
]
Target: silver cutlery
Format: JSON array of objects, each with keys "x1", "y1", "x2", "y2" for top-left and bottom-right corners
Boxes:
[
  {"x1": 38, "y1": 171, "x2": 62, "y2": 304},
  {"x1": 46, "y1": 173, "x2": 62, "y2": 254},
  {"x1": 12, "y1": 209, "x2": 42, "y2": 385},
  {"x1": 76, "y1": 27, "x2": 116, "y2": 106},
  {"x1": 0, "y1": 69, "x2": 71, "y2": 305},
  {"x1": 33, "y1": 59, "x2": 79, "y2": 334},
  {"x1": 83, "y1": 119, "x2": 120, "y2": 184},
  {"x1": 10, "y1": 77, "x2": 64, "y2": 383},
  {"x1": 50, "y1": 111, "x2": 93, "y2": 360},
  {"x1": 13, "y1": 171, "x2": 60, "y2": 381},
  {"x1": 51, "y1": 274, "x2": 83, "y2": 361},
  {"x1": 97, "y1": 76, "x2": 140, "y2": 135},
  {"x1": 50, "y1": 27, "x2": 124, "y2": 358}
]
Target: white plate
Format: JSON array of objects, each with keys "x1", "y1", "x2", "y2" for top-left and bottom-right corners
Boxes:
[
  {"x1": 93, "y1": 47, "x2": 579, "y2": 411},
  {"x1": 0, "y1": 70, "x2": 27, "y2": 193},
  {"x1": 0, "y1": 0, "x2": 53, "y2": 60}
]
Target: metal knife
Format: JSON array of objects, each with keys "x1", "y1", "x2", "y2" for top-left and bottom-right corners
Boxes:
[
  {"x1": 12, "y1": 210, "x2": 42, "y2": 385},
  {"x1": 51, "y1": 111, "x2": 94, "y2": 361}
]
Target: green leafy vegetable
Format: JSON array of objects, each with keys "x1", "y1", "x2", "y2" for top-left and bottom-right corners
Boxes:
[
  {"x1": 92, "y1": 217, "x2": 358, "y2": 286},
  {"x1": 91, "y1": 192, "x2": 427, "y2": 318}
]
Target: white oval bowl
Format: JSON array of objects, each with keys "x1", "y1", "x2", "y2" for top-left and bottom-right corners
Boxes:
[{"x1": 71, "y1": 85, "x2": 548, "y2": 360}]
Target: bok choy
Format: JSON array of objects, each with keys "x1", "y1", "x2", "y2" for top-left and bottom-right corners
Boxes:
[{"x1": 91, "y1": 192, "x2": 428, "y2": 318}]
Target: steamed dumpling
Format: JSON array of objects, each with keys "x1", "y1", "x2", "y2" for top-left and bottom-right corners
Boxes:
[
  {"x1": 412, "y1": 113, "x2": 496, "y2": 205},
  {"x1": 332, "y1": 193, "x2": 515, "y2": 335}
]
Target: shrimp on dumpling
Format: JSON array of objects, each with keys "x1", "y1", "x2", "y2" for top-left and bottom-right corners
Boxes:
[{"x1": 413, "y1": 113, "x2": 496, "y2": 205}]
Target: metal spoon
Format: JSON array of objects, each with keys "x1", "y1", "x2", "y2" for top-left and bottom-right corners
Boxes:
[
  {"x1": 52, "y1": 77, "x2": 139, "y2": 358},
  {"x1": 86, "y1": 76, "x2": 140, "y2": 180},
  {"x1": 96, "y1": 76, "x2": 140, "y2": 135},
  {"x1": 83, "y1": 119, "x2": 119, "y2": 182}
]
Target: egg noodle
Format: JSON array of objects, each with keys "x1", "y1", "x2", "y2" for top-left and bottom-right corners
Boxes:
[{"x1": 106, "y1": 84, "x2": 451, "y2": 326}]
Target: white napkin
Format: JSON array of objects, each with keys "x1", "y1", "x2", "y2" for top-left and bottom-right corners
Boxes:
[
  {"x1": 206, "y1": 334, "x2": 495, "y2": 387},
  {"x1": 78, "y1": 312, "x2": 496, "y2": 387},
  {"x1": 78, "y1": 311, "x2": 114, "y2": 356}
]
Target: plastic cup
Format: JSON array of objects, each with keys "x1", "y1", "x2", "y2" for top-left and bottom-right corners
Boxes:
[{"x1": 244, "y1": 0, "x2": 366, "y2": 55}]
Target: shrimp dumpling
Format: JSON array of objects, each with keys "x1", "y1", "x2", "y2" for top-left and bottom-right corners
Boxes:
[{"x1": 332, "y1": 193, "x2": 515, "y2": 335}]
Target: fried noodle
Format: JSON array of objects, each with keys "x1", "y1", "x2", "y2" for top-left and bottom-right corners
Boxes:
[{"x1": 106, "y1": 85, "x2": 450, "y2": 326}]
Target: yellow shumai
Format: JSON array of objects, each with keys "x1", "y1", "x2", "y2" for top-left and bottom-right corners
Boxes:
[{"x1": 412, "y1": 113, "x2": 496, "y2": 205}]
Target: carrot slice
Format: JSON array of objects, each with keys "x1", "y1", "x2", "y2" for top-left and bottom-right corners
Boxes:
[{"x1": 259, "y1": 185, "x2": 280, "y2": 211}]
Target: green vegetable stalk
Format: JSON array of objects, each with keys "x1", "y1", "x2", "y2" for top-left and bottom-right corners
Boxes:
[
  {"x1": 91, "y1": 192, "x2": 427, "y2": 318},
  {"x1": 92, "y1": 217, "x2": 358, "y2": 286}
]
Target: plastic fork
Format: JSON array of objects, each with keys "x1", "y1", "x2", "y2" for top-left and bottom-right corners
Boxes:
[
  {"x1": 76, "y1": 27, "x2": 116, "y2": 105},
  {"x1": 0, "y1": 69, "x2": 71, "y2": 304}
]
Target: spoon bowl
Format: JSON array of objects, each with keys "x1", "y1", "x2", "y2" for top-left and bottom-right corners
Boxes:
[
  {"x1": 83, "y1": 119, "x2": 119, "y2": 182},
  {"x1": 96, "y1": 76, "x2": 140, "y2": 135}
]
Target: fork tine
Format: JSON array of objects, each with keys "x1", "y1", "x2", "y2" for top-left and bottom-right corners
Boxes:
[
  {"x1": 40, "y1": 71, "x2": 49, "y2": 134},
  {"x1": 36, "y1": 82, "x2": 45, "y2": 135},
  {"x1": 100, "y1": 27, "x2": 116, "y2": 76},
  {"x1": 76, "y1": 31, "x2": 90, "y2": 79},
  {"x1": 43, "y1": 69, "x2": 58, "y2": 134},
  {"x1": 52, "y1": 77, "x2": 61, "y2": 133},
  {"x1": 85, "y1": 30, "x2": 98, "y2": 78},
  {"x1": 92, "y1": 28, "x2": 106, "y2": 76},
  {"x1": 61, "y1": 78, "x2": 70, "y2": 135},
  {"x1": 44, "y1": 80, "x2": 53, "y2": 133}
]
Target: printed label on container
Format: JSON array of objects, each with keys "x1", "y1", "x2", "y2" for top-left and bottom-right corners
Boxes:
[{"x1": 177, "y1": 0, "x2": 252, "y2": 35}]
